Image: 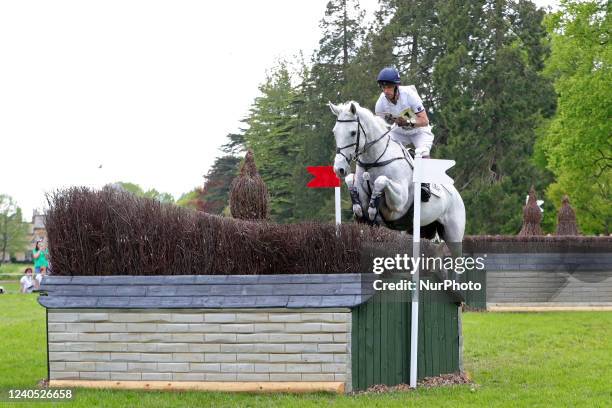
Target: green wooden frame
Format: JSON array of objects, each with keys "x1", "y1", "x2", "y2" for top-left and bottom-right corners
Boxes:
[{"x1": 351, "y1": 276, "x2": 460, "y2": 390}]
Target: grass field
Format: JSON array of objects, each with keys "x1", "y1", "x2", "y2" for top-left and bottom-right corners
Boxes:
[{"x1": 0, "y1": 284, "x2": 610, "y2": 407}]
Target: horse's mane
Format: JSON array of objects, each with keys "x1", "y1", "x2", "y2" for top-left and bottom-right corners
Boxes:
[{"x1": 338, "y1": 101, "x2": 388, "y2": 130}]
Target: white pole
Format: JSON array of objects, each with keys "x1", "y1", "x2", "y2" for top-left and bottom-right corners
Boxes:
[
  {"x1": 335, "y1": 186, "x2": 341, "y2": 225},
  {"x1": 410, "y1": 152, "x2": 422, "y2": 388}
]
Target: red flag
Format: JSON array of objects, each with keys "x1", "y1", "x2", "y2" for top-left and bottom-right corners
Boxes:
[{"x1": 306, "y1": 166, "x2": 341, "y2": 188}]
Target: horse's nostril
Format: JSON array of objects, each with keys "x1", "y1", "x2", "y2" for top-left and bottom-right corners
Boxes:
[{"x1": 339, "y1": 168, "x2": 345, "y2": 176}]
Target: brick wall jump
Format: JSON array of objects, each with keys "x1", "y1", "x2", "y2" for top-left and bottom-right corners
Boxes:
[{"x1": 47, "y1": 308, "x2": 352, "y2": 387}]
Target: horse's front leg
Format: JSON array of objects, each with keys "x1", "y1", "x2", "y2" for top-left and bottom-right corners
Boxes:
[
  {"x1": 367, "y1": 176, "x2": 408, "y2": 221},
  {"x1": 345, "y1": 173, "x2": 367, "y2": 219}
]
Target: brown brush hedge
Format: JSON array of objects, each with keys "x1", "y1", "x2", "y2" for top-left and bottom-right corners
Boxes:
[
  {"x1": 556, "y1": 195, "x2": 580, "y2": 236},
  {"x1": 45, "y1": 187, "x2": 421, "y2": 276},
  {"x1": 463, "y1": 235, "x2": 612, "y2": 253},
  {"x1": 518, "y1": 186, "x2": 543, "y2": 236},
  {"x1": 229, "y1": 150, "x2": 269, "y2": 220}
]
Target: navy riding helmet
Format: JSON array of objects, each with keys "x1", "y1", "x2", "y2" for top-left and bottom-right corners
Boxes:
[{"x1": 377, "y1": 67, "x2": 401, "y2": 85}]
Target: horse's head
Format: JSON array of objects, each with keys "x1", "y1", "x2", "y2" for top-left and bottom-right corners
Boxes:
[{"x1": 328, "y1": 101, "x2": 363, "y2": 178}]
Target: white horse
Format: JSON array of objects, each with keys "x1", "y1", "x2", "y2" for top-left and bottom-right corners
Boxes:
[{"x1": 329, "y1": 101, "x2": 466, "y2": 245}]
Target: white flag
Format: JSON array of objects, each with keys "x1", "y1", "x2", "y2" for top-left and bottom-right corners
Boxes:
[{"x1": 413, "y1": 158, "x2": 455, "y2": 184}]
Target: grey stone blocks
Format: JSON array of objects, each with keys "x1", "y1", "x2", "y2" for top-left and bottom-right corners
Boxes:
[{"x1": 48, "y1": 308, "x2": 351, "y2": 385}]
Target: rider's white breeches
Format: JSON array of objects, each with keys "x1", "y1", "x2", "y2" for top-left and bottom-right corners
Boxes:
[{"x1": 389, "y1": 126, "x2": 434, "y2": 156}]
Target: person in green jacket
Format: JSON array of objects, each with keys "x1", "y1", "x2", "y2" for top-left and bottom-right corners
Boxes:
[{"x1": 33, "y1": 240, "x2": 49, "y2": 275}]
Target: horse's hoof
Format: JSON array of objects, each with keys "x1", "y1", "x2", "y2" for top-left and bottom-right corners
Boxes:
[
  {"x1": 353, "y1": 205, "x2": 363, "y2": 218},
  {"x1": 368, "y1": 207, "x2": 377, "y2": 221}
]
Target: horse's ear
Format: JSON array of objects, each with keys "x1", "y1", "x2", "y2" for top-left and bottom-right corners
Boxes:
[
  {"x1": 328, "y1": 102, "x2": 339, "y2": 116},
  {"x1": 350, "y1": 102, "x2": 357, "y2": 116}
]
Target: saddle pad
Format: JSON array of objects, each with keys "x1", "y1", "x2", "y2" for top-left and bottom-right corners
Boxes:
[{"x1": 430, "y1": 183, "x2": 444, "y2": 198}]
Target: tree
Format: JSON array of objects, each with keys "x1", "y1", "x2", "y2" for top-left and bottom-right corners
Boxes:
[
  {"x1": 293, "y1": 0, "x2": 368, "y2": 222},
  {"x1": 535, "y1": 0, "x2": 611, "y2": 234},
  {"x1": 143, "y1": 189, "x2": 175, "y2": 204},
  {"x1": 196, "y1": 156, "x2": 241, "y2": 214},
  {"x1": 176, "y1": 189, "x2": 201, "y2": 209},
  {"x1": 112, "y1": 182, "x2": 175, "y2": 204},
  {"x1": 242, "y1": 61, "x2": 304, "y2": 222},
  {"x1": 378, "y1": 0, "x2": 444, "y2": 111},
  {"x1": 202, "y1": 0, "x2": 559, "y2": 232},
  {"x1": 113, "y1": 182, "x2": 144, "y2": 196},
  {"x1": 344, "y1": 13, "x2": 395, "y2": 108},
  {"x1": 0, "y1": 195, "x2": 28, "y2": 263},
  {"x1": 313, "y1": 0, "x2": 366, "y2": 90},
  {"x1": 432, "y1": 0, "x2": 556, "y2": 234},
  {"x1": 344, "y1": 0, "x2": 554, "y2": 233}
]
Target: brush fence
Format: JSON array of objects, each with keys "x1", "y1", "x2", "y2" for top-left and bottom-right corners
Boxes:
[{"x1": 39, "y1": 274, "x2": 461, "y2": 393}]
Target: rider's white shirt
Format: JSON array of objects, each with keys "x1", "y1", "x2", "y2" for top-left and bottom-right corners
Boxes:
[
  {"x1": 375, "y1": 85, "x2": 425, "y2": 119},
  {"x1": 375, "y1": 85, "x2": 434, "y2": 153}
]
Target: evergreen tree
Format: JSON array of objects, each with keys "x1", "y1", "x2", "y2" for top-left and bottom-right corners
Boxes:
[
  {"x1": 293, "y1": 0, "x2": 368, "y2": 222},
  {"x1": 344, "y1": 8, "x2": 396, "y2": 108},
  {"x1": 202, "y1": 0, "x2": 561, "y2": 234},
  {"x1": 433, "y1": 0, "x2": 556, "y2": 234},
  {"x1": 313, "y1": 0, "x2": 366, "y2": 98},
  {"x1": 379, "y1": 0, "x2": 443, "y2": 111},
  {"x1": 342, "y1": 0, "x2": 555, "y2": 233},
  {"x1": 241, "y1": 62, "x2": 304, "y2": 222}
]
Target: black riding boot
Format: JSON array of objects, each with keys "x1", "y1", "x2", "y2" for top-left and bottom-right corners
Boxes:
[{"x1": 421, "y1": 183, "x2": 431, "y2": 202}]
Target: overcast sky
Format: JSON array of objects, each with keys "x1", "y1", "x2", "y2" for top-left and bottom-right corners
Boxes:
[{"x1": 0, "y1": 0, "x2": 558, "y2": 219}]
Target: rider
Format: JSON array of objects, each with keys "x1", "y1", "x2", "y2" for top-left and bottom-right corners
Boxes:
[{"x1": 374, "y1": 67, "x2": 432, "y2": 202}]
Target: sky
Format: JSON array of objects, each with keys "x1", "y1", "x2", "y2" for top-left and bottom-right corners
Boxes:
[{"x1": 0, "y1": 0, "x2": 558, "y2": 220}]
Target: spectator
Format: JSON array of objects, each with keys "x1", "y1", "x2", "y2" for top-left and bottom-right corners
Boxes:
[
  {"x1": 33, "y1": 240, "x2": 49, "y2": 278},
  {"x1": 34, "y1": 267, "x2": 47, "y2": 290},
  {"x1": 20, "y1": 268, "x2": 35, "y2": 294}
]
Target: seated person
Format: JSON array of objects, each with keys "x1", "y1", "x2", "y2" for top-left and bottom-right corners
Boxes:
[{"x1": 20, "y1": 268, "x2": 35, "y2": 294}]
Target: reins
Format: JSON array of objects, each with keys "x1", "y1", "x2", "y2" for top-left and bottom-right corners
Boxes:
[{"x1": 335, "y1": 115, "x2": 409, "y2": 171}]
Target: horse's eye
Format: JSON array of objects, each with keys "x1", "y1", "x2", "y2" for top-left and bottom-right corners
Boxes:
[{"x1": 350, "y1": 131, "x2": 357, "y2": 137}]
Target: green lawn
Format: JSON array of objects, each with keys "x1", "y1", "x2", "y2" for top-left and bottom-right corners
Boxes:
[{"x1": 0, "y1": 290, "x2": 610, "y2": 407}]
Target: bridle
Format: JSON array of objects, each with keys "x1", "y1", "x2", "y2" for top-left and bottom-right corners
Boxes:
[
  {"x1": 335, "y1": 115, "x2": 409, "y2": 171},
  {"x1": 335, "y1": 116, "x2": 367, "y2": 165}
]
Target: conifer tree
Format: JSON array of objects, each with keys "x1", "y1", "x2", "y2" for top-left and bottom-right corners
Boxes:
[
  {"x1": 433, "y1": 0, "x2": 556, "y2": 234},
  {"x1": 241, "y1": 62, "x2": 304, "y2": 222},
  {"x1": 293, "y1": 0, "x2": 368, "y2": 221}
]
